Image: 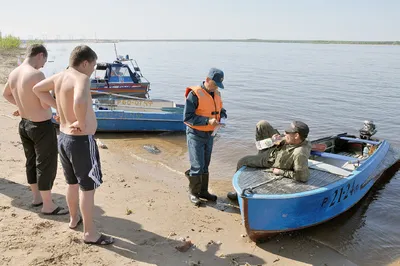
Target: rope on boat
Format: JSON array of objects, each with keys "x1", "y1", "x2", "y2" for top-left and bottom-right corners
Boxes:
[{"x1": 241, "y1": 174, "x2": 284, "y2": 197}]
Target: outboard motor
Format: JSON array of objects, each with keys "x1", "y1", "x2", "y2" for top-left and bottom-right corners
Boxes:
[{"x1": 359, "y1": 120, "x2": 377, "y2": 140}]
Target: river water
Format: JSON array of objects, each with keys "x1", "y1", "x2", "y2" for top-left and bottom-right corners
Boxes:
[{"x1": 43, "y1": 41, "x2": 400, "y2": 265}]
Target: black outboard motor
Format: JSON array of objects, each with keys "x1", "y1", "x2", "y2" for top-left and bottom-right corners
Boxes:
[{"x1": 359, "y1": 120, "x2": 377, "y2": 140}]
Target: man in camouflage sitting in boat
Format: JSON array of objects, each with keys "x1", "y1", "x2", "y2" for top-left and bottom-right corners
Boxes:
[{"x1": 227, "y1": 120, "x2": 312, "y2": 201}]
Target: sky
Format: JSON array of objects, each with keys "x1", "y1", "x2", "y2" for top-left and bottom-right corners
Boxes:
[{"x1": 0, "y1": 0, "x2": 399, "y2": 41}]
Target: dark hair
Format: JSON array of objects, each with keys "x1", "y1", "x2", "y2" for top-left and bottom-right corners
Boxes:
[
  {"x1": 300, "y1": 134, "x2": 307, "y2": 141},
  {"x1": 69, "y1": 45, "x2": 97, "y2": 67},
  {"x1": 26, "y1": 44, "x2": 48, "y2": 58}
]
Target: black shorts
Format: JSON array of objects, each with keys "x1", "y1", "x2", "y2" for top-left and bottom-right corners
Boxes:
[
  {"x1": 58, "y1": 132, "x2": 103, "y2": 191},
  {"x1": 18, "y1": 119, "x2": 58, "y2": 190}
]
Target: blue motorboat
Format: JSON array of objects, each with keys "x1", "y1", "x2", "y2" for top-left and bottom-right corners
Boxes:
[
  {"x1": 91, "y1": 60, "x2": 150, "y2": 99},
  {"x1": 90, "y1": 44, "x2": 150, "y2": 99},
  {"x1": 94, "y1": 108, "x2": 185, "y2": 132},
  {"x1": 231, "y1": 122, "x2": 399, "y2": 241},
  {"x1": 52, "y1": 94, "x2": 185, "y2": 132}
]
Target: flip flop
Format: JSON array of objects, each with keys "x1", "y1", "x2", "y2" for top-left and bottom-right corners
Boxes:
[
  {"x1": 41, "y1": 206, "x2": 69, "y2": 216},
  {"x1": 69, "y1": 216, "x2": 83, "y2": 229},
  {"x1": 30, "y1": 202, "x2": 43, "y2": 207},
  {"x1": 84, "y1": 234, "x2": 114, "y2": 246}
]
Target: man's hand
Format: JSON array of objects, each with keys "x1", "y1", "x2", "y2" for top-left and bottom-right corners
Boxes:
[
  {"x1": 272, "y1": 134, "x2": 283, "y2": 145},
  {"x1": 272, "y1": 133, "x2": 280, "y2": 140},
  {"x1": 69, "y1": 121, "x2": 85, "y2": 133},
  {"x1": 12, "y1": 110, "x2": 20, "y2": 116},
  {"x1": 53, "y1": 114, "x2": 60, "y2": 123},
  {"x1": 208, "y1": 118, "x2": 219, "y2": 127},
  {"x1": 272, "y1": 168, "x2": 284, "y2": 175}
]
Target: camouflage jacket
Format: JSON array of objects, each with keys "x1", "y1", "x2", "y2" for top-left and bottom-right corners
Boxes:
[{"x1": 269, "y1": 139, "x2": 311, "y2": 182}]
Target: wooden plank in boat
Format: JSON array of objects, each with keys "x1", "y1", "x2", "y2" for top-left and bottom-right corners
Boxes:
[{"x1": 308, "y1": 159, "x2": 352, "y2": 177}]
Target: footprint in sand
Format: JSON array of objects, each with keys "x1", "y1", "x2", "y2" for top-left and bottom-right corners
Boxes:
[{"x1": 32, "y1": 221, "x2": 53, "y2": 236}]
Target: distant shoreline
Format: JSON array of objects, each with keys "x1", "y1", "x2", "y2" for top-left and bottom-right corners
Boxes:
[{"x1": 21, "y1": 39, "x2": 400, "y2": 46}]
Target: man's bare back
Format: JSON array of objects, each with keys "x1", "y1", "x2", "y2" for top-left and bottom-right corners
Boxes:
[
  {"x1": 5, "y1": 64, "x2": 52, "y2": 122},
  {"x1": 35, "y1": 68, "x2": 97, "y2": 135}
]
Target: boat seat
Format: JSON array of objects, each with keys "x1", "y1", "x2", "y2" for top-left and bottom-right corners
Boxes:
[
  {"x1": 310, "y1": 151, "x2": 364, "y2": 172},
  {"x1": 341, "y1": 161, "x2": 358, "y2": 171},
  {"x1": 308, "y1": 159, "x2": 351, "y2": 177},
  {"x1": 308, "y1": 160, "x2": 351, "y2": 177},
  {"x1": 311, "y1": 151, "x2": 357, "y2": 162}
]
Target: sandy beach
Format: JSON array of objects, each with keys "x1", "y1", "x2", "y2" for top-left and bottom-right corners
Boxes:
[
  {"x1": 0, "y1": 49, "x2": 358, "y2": 266},
  {"x1": 0, "y1": 48, "x2": 25, "y2": 84}
]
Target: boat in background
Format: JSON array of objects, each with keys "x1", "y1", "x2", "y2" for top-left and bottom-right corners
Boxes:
[
  {"x1": 231, "y1": 121, "x2": 400, "y2": 242},
  {"x1": 92, "y1": 93, "x2": 185, "y2": 132},
  {"x1": 90, "y1": 44, "x2": 150, "y2": 98},
  {"x1": 52, "y1": 92, "x2": 186, "y2": 132}
]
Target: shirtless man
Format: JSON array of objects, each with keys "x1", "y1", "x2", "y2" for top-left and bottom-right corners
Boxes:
[
  {"x1": 3, "y1": 44, "x2": 68, "y2": 215},
  {"x1": 33, "y1": 45, "x2": 113, "y2": 245}
]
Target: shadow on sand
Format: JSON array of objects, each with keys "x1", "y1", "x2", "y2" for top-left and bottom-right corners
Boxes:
[{"x1": 0, "y1": 178, "x2": 265, "y2": 266}]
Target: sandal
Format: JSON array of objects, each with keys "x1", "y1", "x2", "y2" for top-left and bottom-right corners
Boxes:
[
  {"x1": 30, "y1": 202, "x2": 43, "y2": 207},
  {"x1": 84, "y1": 234, "x2": 114, "y2": 245},
  {"x1": 41, "y1": 206, "x2": 69, "y2": 216}
]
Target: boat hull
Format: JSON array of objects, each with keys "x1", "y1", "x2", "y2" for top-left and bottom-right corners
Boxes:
[
  {"x1": 95, "y1": 110, "x2": 185, "y2": 132},
  {"x1": 52, "y1": 108, "x2": 185, "y2": 132},
  {"x1": 232, "y1": 140, "x2": 392, "y2": 241}
]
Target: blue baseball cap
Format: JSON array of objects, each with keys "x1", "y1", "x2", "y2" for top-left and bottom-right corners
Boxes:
[{"x1": 207, "y1": 68, "x2": 224, "y2": 89}]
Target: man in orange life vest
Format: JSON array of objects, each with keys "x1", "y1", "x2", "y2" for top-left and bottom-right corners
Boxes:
[{"x1": 184, "y1": 68, "x2": 227, "y2": 206}]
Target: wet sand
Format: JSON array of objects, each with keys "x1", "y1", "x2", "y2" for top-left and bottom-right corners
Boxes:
[{"x1": 0, "y1": 49, "x2": 358, "y2": 265}]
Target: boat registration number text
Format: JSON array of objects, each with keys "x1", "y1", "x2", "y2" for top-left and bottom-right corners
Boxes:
[
  {"x1": 321, "y1": 180, "x2": 360, "y2": 208},
  {"x1": 116, "y1": 100, "x2": 154, "y2": 107}
]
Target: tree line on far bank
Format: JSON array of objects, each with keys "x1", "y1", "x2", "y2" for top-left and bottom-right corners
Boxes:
[{"x1": 0, "y1": 34, "x2": 43, "y2": 49}]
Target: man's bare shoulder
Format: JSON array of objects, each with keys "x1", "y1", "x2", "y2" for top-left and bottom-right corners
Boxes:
[
  {"x1": 8, "y1": 65, "x2": 25, "y2": 79},
  {"x1": 65, "y1": 69, "x2": 90, "y2": 83},
  {"x1": 9, "y1": 65, "x2": 45, "y2": 83},
  {"x1": 55, "y1": 70, "x2": 90, "y2": 92},
  {"x1": 52, "y1": 70, "x2": 82, "y2": 84},
  {"x1": 69, "y1": 71, "x2": 90, "y2": 86},
  {"x1": 23, "y1": 64, "x2": 44, "y2": 76},
  {"x1": 31, "y1": 69, "x2": 46, "y2": 80},
  {"x1": 8, "y1": 66, "x2": 19, "y2": 77},
  {"x1": 76, "y1": 71, "x2": 90, "y2": 82},
  {"x1": 51, "y1": 71, "x2": 66, "y2": 81}
]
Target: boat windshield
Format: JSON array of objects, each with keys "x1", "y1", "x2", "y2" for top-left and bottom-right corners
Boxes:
[{"x1": 110, "y1": 66, "x2": 129, "y2": 77}]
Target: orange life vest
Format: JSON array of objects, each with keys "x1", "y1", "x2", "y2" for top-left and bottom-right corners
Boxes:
[{"x1": 184, "y1": 86, "x2": 223, "y2": 132}]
